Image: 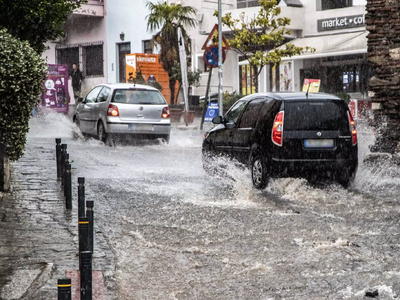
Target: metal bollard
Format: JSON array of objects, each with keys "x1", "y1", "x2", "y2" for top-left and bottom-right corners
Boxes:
[
  {"x1": 63, "y1": 153, "x2": 69, "y2": 195},
  {"x1": 78, "y1": 177, "x2": 85, "y2": 219},
  {"x1": 79, "y1": 217, "x2": 90, "y2": 256},
  {"x1": 56, "y1": 138, "x2": 62, "y2": 179},
  {"x1": 65, "y1": 164, "x2": 72, "y2": 209},
  {"x1": 80, "y1": 251, "x2": 92, "y2": 300},
  {"x1": 86, "y1": 201, "x2": 94, "y2": 253},
  {"x1": 57, "y1": 278, "x2": 72, "y2": 300},
  {"x1": 60, "y1": 144, "x2": 67, "y2": 185}
]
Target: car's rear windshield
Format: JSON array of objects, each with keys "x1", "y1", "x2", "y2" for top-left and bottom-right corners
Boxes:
[
  {"x1": 112, "y1": 89, "x2": 167, "y2": 105},
  {"x1": 284, "y1": 100, "x2": 349, "y2": 131}
]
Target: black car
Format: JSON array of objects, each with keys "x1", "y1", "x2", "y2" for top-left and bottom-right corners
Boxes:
[{"x1": 202, "y1": 92, "x2": 358, "y2": 189}]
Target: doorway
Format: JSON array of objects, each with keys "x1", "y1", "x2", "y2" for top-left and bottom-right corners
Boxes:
[{"x1": 118, "y1": 42, "x2": 131, "y2": 83}]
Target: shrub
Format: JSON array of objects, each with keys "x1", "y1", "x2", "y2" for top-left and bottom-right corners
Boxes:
[
  {"x1": 223, "y1": 91, "x2": 243, "y2": 111},
  {"x1": 0, "y1": 29, "x2": 46, "y2": 161}
]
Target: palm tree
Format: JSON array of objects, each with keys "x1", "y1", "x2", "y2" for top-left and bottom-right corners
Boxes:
[{"x1": 146, "y1": 1, "x2": 197, "y2": 105}]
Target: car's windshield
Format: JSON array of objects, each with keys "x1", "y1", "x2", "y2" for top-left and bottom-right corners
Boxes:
[
  {"x1": 284, "y1": 100, "x2": 349, "y2": 131},
  {"x1": 112, "y1": 89, "x2": 166, "y2": 105}
]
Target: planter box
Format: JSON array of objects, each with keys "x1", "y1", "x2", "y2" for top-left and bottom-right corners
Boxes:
[
  {"x1": 181, "y1": 111, "x2": 195, "y2": 124},
  {"x1": 170, "y1": 108, "x2": 182, "y2": 122}
]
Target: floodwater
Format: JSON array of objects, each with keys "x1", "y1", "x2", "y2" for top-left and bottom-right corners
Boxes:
[{"x1": 26, "y1": 112, "x2": 400, "y2": 299}]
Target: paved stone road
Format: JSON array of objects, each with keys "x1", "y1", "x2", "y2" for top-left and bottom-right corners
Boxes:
[{"x1": 0, "y1": 137, "x2": 113, "y2": 300}]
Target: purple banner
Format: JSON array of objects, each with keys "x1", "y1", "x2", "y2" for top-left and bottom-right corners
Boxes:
[{"x1": 42, "y1": 64, "x2": 69, "y2": 113}]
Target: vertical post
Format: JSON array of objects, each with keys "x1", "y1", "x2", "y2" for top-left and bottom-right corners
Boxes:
[
  {"x1": 57, "y1": 278, "x2": 72, "y2": 300},
  {"x1": 218, "y1": 0, "x2": 224, "y2": 117},
  {"x1": 60, "y1": 144, "x2": 67, "y2": 185},
  {"x1": 200, "y1": 68, "x2": 214, "y2": 130},
  {"x1": 86, "y1": 201, "x2": 94, "y2": 253},
  {"x1": 65, "y1": 164, "x2": 72, "y2": 210},
  {"x1": 79, "y1": 217, "x2": 90, "y2": 268},
  {"x1": 78, "y1": 177, "x2": 86, "y2": 218},
  {"x1": 63, "y1": 153, "x2": 69, "y2": 197},
  {"x1": 56, "y1": 138, "x2": 62, "y2": 179},
  {"x1": 80, "y1": 251, "x2": 92, "y2": 300}
]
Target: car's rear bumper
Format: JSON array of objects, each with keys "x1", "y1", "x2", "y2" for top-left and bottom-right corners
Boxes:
[
  {"x1": 106, "y1": 122, "x2": 171, "y2": 135},
  {"x1": 270, "y1": 157, "x2": 358, "y2": 177}
]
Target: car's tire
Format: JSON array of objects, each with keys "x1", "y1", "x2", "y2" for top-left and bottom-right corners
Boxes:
[
  {"x1": 160, "y1": 134, "x2": 170, "y2": 145},
  {"x1": 251, "y1": 154, "x2": 269, "y2": 189},
  {"x1": 337, "y1": 169, "x2": 355, "y2": 188},
  {"x1": 97, "y1": 122, "x2": 107, "y2": 144}
]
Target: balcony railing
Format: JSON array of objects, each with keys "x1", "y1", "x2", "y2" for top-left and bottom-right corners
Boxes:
[{"x1": 73, "y1": 1, "x2": 104, "y2": 17}]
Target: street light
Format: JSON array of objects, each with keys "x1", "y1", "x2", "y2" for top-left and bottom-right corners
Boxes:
[{"x1": 120, "y1": 32, "x2": 125, "y2": 41}]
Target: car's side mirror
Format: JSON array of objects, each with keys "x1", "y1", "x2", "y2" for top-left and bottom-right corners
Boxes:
[{"x1": 212, "y1": 116, "x2": 223, "y2": 124}]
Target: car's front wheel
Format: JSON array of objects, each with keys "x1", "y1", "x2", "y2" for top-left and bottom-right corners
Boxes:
[{"x1": 251, "y1": 154, "x2": 269, "y2": 189}]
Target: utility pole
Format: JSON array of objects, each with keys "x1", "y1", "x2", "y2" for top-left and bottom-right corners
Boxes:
[{"x1": 218, "y1": 0, "x2": 223, "y2": 116}]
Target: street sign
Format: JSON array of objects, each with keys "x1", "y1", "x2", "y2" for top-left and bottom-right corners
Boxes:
[
  {"x1": 203, "y1": 46, "x2": 226, "y2": 68},
  {"x1": 204, "y1": 102, "x2": 219, "y2": 122},
  {"x1": 201, "y1": 24, "x2": 230, "y2": 50}
]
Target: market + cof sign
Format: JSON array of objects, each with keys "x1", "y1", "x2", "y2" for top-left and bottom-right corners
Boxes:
[{"x1": 317, "y1": 14, "x2": 365, "y2": 32}]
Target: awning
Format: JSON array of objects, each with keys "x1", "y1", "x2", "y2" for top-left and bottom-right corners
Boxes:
[{"x1": 280, "y1": 30, "x2": 368, "y2": 61}]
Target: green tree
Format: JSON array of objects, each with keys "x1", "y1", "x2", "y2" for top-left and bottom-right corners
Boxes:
[
  {"x1": 215, "y1": 0, "x2": 314, "y2": 92},
  {"x1": 171, "y1": 61, "x2": 201, "y2": 104},
  {"x1": 0, "y1": 29, "x2": 47, "y2": 161},
  {"x1": 146, "y1": 0, "x2": 197, "y2": 105},
  {"x1": 0, "y1": 0, "x2": 84, "y2": 54}
]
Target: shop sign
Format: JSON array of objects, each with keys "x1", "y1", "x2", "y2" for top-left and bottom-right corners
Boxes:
[
  {"x1": 302, "y1": 79, "x2": 321, "y2": 93},
  {"x1": 317, "y1": 14, "x2": 365, "y2": 32},
  {"x1": 42, "y1": 64, "x2": 69, "y2": 113}
]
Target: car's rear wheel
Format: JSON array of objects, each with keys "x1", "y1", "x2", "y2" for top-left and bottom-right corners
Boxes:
[
  {"x1": 337, "y1": 169, "x2": 355, "y2": 188},
  {"x1": 251, "y1": 155, "x2": 268, "y2": 189}
]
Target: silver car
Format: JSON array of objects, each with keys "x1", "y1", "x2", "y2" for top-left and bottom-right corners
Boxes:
[{"x1": 73, "y1": 83, "x2": 171, "y2": 144}]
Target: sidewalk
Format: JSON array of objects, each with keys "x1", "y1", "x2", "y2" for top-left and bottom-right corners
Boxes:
[{"x1": 0, "y1": 137, "x2": 110, "y2": 299}]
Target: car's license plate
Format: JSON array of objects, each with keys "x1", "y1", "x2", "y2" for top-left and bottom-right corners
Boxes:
[
  {"x1": 129, "y1": 124, "x2": 154, "y2": 131},
  {"x1": 304, "y1": 139, "x2": 334, "y2": 148}
]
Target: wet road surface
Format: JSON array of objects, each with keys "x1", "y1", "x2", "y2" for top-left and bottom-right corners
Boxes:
[{"x1": 3, "y1": 113, "x2": 400, "y2": 299}]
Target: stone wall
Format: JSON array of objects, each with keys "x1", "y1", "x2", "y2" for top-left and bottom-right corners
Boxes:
[{"x1": 366, "y1": 0, "x2": 400, "y2": 152}]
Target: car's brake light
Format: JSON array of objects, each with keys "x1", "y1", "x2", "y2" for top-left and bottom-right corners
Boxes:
[
  {"x1": 348, "y1": 111, "x2": 357, "y2": 146},
  {"x1": 272, "y1": 111, "x2": 284, "y2": 146},
  {"x1": 162, "y1": 107, "x2": 170, "y2": 119},
  {"x1": 107, "y1": 104, "x2": 119, "y2": 117}
]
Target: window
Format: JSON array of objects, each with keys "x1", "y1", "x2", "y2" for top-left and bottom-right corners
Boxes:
[
  {"x1": 112, "y1": 89, "x2": 166, "y2": 105},
  {"x1": 319, "y1": 0, "x2": 353, "y2": 10},
  {"x1": 225, "y1": 101, "x2": 247, "y2": 124},
  {"x1": 284, "y1": 101, "x2": 349, "y2": 131},
  {"x1": 143, "y1": 40, "x2": 152, "y2": 54},
  {"x1": 56, "y1": 42, "x2": 104, "y2": 77},
  {"x1": 97, "y1": 87, "x2": 111, "y2": 103},
  {"x1": 237, "y1": 0, "x2": 260, "y2": 8},
  {"x1": 56, "y1": 47, "x2": 79, "y2": 76},
  {"x1": 239, "y1": 65, "x2": 257, "y2": 95},
  {"x1": 238, "y1": 99, "x2": 264, "y2": 128},
  {"x1": 85, "y1": 86, "x2": 103, "y2": 103},
  {"x1": 85, "y1": 45, "x2": 103, "y2": 76}
]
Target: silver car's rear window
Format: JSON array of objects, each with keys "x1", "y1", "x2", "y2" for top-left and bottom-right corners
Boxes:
[{"x1": 112, "y1": 89, "x2": 167, "y2": 105}]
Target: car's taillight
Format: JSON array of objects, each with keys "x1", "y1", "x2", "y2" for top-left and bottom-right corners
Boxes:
[
  {"x1": 107, "y1": 104, "x2": 119, "y2": 117},
  {"x1": 348, "y1": 111, "x2": 357, "y2": 146},
  {"x1": 162, "y1": 107, "x2": 170, "y2": 119},
  {"x1": 272, "y1": 111, "x2": 284, "y2": 146}
]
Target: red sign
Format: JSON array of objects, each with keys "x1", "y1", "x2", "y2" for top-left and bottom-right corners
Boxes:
[{"x1": 201, "y1": 24, "x2": 230, "y2": 50}]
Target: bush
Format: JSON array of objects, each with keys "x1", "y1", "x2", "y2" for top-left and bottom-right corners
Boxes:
[
  {"x1": 223, "y1": 91, "x2": 243, "y2": 111},
  {"x1": 0, "y1": 29, "x2": 46, "y2": 161}
]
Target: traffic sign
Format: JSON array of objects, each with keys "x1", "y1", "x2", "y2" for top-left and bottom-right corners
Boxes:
[
  {"x1": 201, "y1": 24, "x2": 230, "y2": 50},
  {"x1": 203, "y1": 46, "x2": 226, "y2": 68}
]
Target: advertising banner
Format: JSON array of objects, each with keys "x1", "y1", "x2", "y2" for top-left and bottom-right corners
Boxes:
[
  {"x1": 42, "y1": 64, "x2": 69, "y2": 113},
  {"x1": 279, "y1": 61, "x2": 293, "y2": 91},
  {"x1": 204, "y1": 102, "x2": 219, "y2": 122},
  {"x1": 302, "y1": 78, "x2": 321, "y2": 93}
]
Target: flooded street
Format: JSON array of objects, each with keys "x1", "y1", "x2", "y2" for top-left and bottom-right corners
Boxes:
[{"x1": 25, "y1": 113, "x2": 400, "y2": 299}]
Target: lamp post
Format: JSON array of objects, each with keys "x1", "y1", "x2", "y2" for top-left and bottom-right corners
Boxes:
[{"x1": 218, "y1": 0, "x2": 223, "y2": 117}]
